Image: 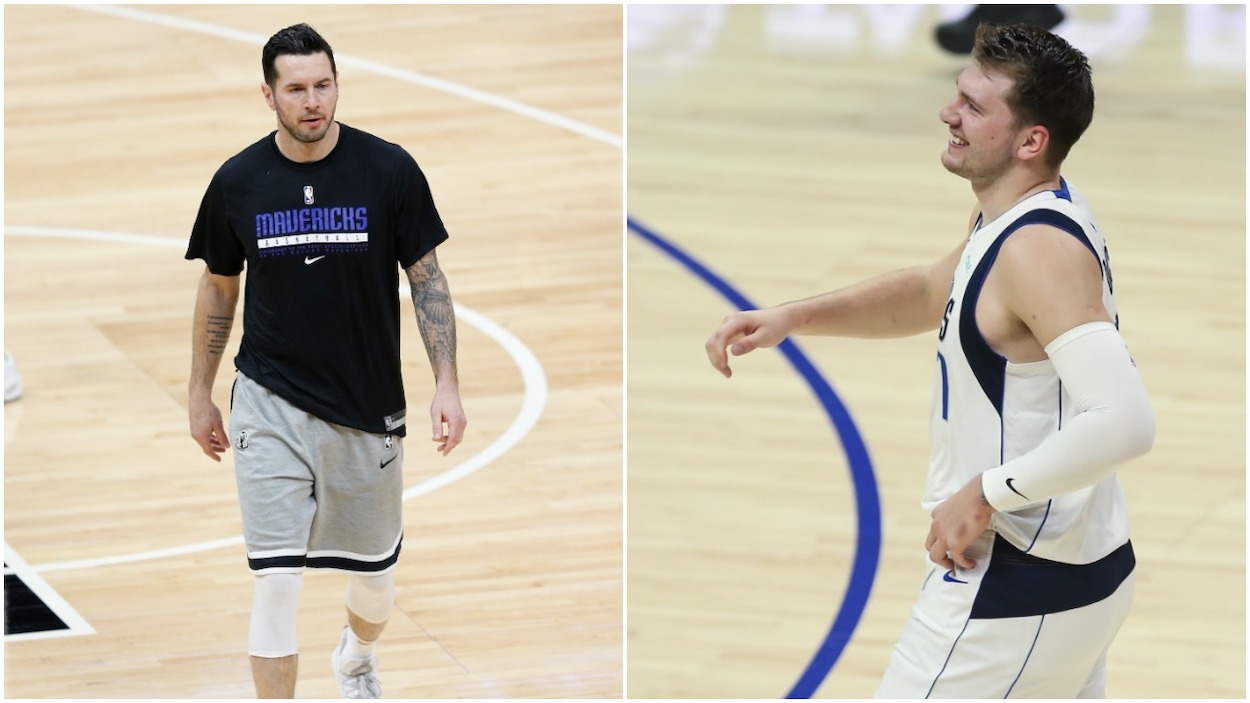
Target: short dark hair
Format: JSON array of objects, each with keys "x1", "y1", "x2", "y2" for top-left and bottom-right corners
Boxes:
[
  {"x1": 262, "y1": 23, "x2": 337, "y2": 87},
  {"x1": 972, "y1": 23, "x2": 1094, "y2": 169}
]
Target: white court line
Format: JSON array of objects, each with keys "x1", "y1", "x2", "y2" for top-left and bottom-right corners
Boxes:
[
  {"x1": 402, "y1": 303, "x2": 546, "y2": 501},
  {"x1": 6, "y1": 226, "x2": 548, "y2": 573},
  {"x1": 4, "y1": 542, "x2": 96, "y2": 641},
  {"x1": 66, "y1": 3, "x2": 624, "y2": 149}
]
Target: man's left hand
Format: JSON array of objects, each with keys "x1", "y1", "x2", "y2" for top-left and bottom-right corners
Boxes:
[
  {"x1": 925, "y1": 475, "x2": 995, "y2": 571},
  {"x1": 430, "y1": 386, "x2": 466, "y2": 455}
]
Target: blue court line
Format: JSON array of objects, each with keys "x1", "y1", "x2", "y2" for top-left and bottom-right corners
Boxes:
[{"x1": 628, "y1": 215, "x2": 882, "y2": 699}]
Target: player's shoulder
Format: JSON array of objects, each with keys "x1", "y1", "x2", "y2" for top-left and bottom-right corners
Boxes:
[
  {"x1": 337, "y1": 123, "x2": 415, "y2": 164},
  {"x1": 998, "y1": 218, "x2": 1101, "y2": 280},
  {"x1": 214, "y1": 132, "x2": 280, "y2": 183}
]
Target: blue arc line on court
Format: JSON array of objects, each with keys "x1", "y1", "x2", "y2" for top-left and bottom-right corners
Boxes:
[{"x1": 627, "y1": 215, "x2": 882, "y2": 700}]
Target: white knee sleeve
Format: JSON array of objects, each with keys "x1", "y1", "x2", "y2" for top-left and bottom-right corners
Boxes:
[
  {"x1": 346, "y1": 571, "x2": 394, "y2": 625},
  {"x1": 249, "y1": 572, "x2": 303, "y2": 658}
]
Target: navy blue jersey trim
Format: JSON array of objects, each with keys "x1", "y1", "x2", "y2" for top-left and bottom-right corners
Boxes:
[
  {"x1": 1023, "y1": 500, "x2": 1052, "y2": 553},
  {"x1": 1017, "y1": 208, "x2": 1098, "y2": 261},
  {"x1": 970, "y1": 535, "x2": 1134, "y2": 619},
  {"x1": 958, "y1": 208, "x2": 1095, "y2": 418},
  {"x1": 958, "y1": 240, "x2": 1009, "y2": 417},
  {"x1": 926, "y1": 615, "x2": 973, "y2": 698},
  {"x1": 1057, "y1": 381, "x2": 1064, "y2": 430},
  {"x1": 1004, "y1": 614, "x2": 1046, "y2": 697},
  {"x1": 921, "y1": 567, "x2": 938, "y2": 592}
]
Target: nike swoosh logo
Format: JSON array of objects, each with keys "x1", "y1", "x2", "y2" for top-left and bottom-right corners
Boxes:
[
  {"x1": 1006, "y1": 477, "x2": 1029, "y2": 500},
  {"x1": 304, "y1": 255, "x2": 326, "y2": 265},
  {"x1": 380, "y1": 455, "x2": 397, "y2": 470},
  {"x1": 942, "y1": 570, "x2": 968, "y2": 584}
]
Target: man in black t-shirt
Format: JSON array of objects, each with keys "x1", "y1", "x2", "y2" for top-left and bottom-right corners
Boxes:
[{"x1": 186, "y1": 23, "x2": 466, "y2": 699}]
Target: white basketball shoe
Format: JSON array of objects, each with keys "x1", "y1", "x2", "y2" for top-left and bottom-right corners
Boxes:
[{"x1": 331, "y1": 626, "x2": 382, "y2": 699}]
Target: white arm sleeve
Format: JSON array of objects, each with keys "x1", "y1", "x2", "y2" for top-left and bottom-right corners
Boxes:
[{"x1": 981, "y1": 321, "x2": 1155, "y2": 512}]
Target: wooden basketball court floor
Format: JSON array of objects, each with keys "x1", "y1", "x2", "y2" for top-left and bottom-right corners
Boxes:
[
  {"x1": 628, "y1": 4, "x2": 1244, "y2": 699},
  {"x1": 4, "y1": 4, "x2": 621, "y2": 698}
]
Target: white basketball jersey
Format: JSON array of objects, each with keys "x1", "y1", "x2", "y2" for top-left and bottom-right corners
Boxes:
[{"x1": 926, "y1": 179, "x2": 1128, "y2": 565}]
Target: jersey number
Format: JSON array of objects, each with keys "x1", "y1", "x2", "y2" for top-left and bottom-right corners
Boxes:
[
  {"x1": 938, "y1": 298, "x2": 955, "y2": 341},
  {"x1": 936, "y1": 298, "x2": 954, "y2": 421},
  {"x1": 1102, "y1": 243, "x2": 1115, "y2": 294}
]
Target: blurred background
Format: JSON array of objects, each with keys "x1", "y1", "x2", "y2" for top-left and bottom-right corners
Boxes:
[
  {"x1": 5, "y1": 5, "x2": 621, "y2": 698},
  {"x1": 628, "y1": 4, "x2": 1244, "y2": 698}
]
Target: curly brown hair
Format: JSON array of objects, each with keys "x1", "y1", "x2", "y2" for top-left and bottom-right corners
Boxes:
[{"x1": 972, "y1": 23, "x2": 1094, "y2": 169}]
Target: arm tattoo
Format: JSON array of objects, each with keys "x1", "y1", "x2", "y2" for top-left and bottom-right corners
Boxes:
[
  {"x1": 206, "y1": 314, "x2": 233, "y2": 355},
  {"x1": 405, "y1": 251, "x2": 458, "y2": 376}
]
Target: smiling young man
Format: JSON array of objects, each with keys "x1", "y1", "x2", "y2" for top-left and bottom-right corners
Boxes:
[
  {"x1": 705, "y1": 24, "x2": 1154, "y2": 697},
  {"x1": 186, "y1": 23, "x2": 466, "y2": 699}
]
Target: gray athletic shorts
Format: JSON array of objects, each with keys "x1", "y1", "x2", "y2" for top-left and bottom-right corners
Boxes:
[{"x1": 229, "y1": 371, "x2": 404, "y2": 575}]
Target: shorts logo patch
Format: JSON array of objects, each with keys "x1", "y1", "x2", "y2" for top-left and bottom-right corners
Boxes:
[
  {"x1": 380, "y1": 434, "x2": 397, "y2": 469},
  {"x1": 235, "y1": 430, "x2": 249, "y2": 451}
]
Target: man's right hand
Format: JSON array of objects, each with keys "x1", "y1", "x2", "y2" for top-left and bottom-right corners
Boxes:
[
  {"x1": 704, "y1": 308, "x2": 791, "y2": 378},
  {"x1": 189, "y1": 394, "x2": 229, "y2": 462}
]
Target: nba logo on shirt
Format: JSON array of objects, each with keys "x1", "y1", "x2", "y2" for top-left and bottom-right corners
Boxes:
[{"x1": 303, "y1": 186, "x2": 315, "y2": 205}]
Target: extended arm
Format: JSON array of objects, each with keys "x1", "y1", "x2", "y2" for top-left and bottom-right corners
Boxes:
[
  {"x1": 188, "y1": 268, "x2": 240, "y2": 461},
  {"x1": 779, "y1": 257, "x2": 960, "y2": 337},
  {"x1": 405, "y1": 248, "x2": 466, "y2": 455},
  {"x1": 705, "y1": 238, "x2": 965, "y2": 377}
]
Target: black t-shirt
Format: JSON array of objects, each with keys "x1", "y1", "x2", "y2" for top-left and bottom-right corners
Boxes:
[{"x1": 186, "y1": 123, "x2": 448, "y2": 436}]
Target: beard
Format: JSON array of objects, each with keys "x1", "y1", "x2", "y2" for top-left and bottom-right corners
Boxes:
[
  {"x1": 941, "y1": 142, "x2": 1012, "y2": 183},
  {"x1": 277, "y1": 105, "x2": 336, "y2": 144}
]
